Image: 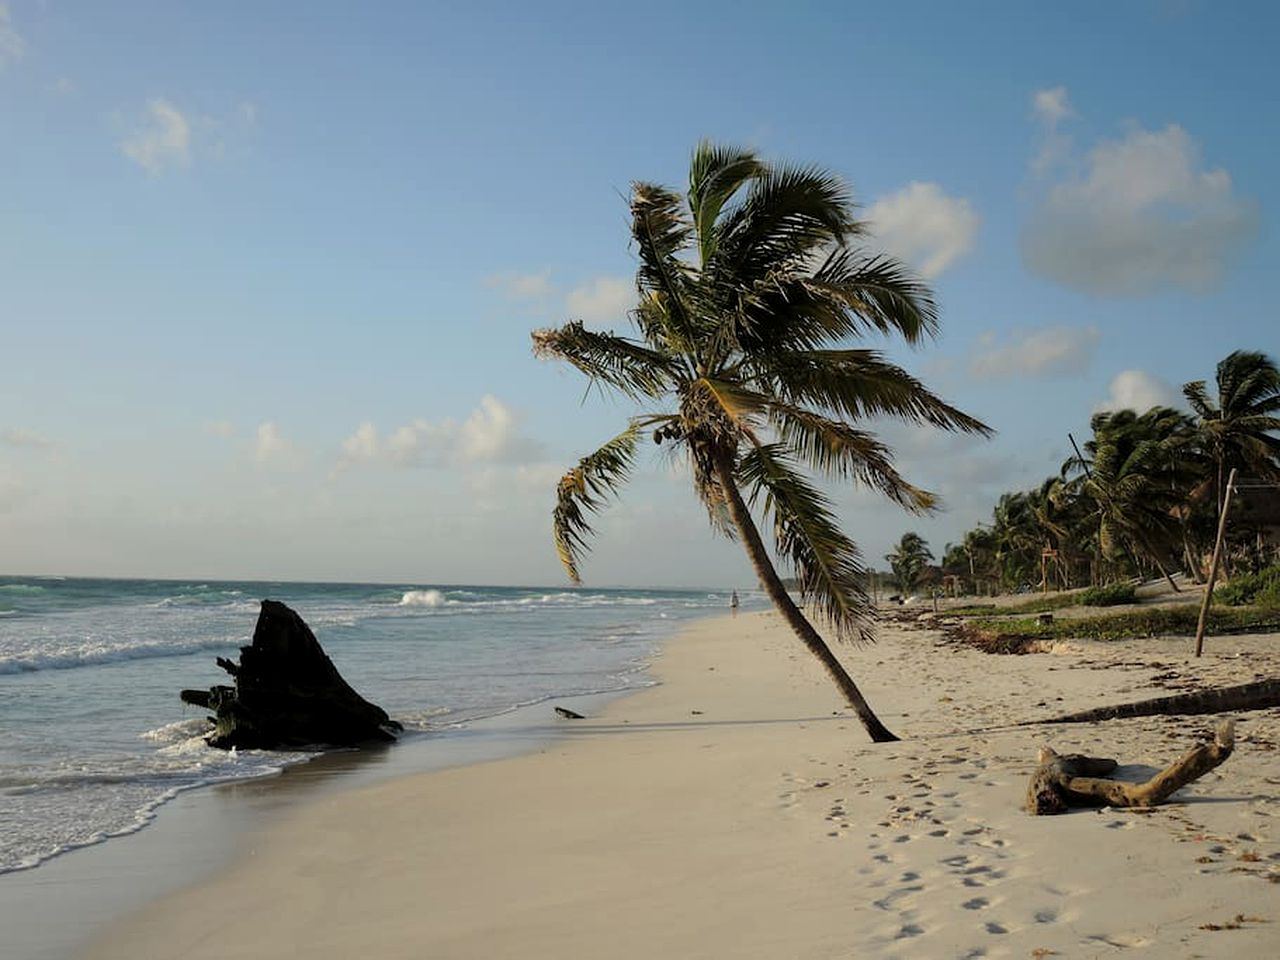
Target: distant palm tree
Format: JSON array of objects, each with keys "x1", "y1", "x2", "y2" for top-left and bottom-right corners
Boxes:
[
  {"x1": 885, "y1": 532, "x2": 934, "y2": 593},
  {"x1": 1183, "y1": 350, "x2": 1280, "y2": 515},
  {"x1": 533, "y1": 142, "x2": 990, "y2": 743},
  {"x1": 1063, "y1": 407, "x2": 1197, "y2": 590}
]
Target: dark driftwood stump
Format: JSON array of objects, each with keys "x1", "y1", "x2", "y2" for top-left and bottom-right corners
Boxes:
[
  {"x1": 181, "y1": 600, "x2": 402, "y2": 750},
  {"x1": 1026, "y1": 720, "x2": 1235, "y2": 815},
  {"x1": 1038, "y1": 679, "x2": 1280, "y2": 725}
]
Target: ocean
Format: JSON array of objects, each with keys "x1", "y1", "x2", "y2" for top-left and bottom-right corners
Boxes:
[{"x1": 0, "y1": 575, "x2": 751, "y2": 875}]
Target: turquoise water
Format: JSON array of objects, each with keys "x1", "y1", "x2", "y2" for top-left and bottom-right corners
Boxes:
[{"x1": 0, "y1": 576, "x2": 753, "y2": 873}]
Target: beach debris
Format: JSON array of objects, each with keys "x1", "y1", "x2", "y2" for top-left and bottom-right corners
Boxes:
[
  {"x1": 554, "y1": 706, "x2": 586, "y2": 719},
  {"x1": 180, "y1": 600, "x2": 402, "y2": 750},
  {"x1": 1026, "y1": 720, "x2": 1235, "y2": 815},
  {"x1": 1035, "y1": 678, "x2": 1280, "y2": 725}
]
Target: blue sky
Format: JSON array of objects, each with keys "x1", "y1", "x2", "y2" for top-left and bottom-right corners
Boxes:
[{"x1": 1, "y1": 1, "x2": 1276, "y2": 586}]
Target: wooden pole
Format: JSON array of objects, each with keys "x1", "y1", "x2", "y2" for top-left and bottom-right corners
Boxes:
[{"x1": 1194, "y1": 467, "x2": 1238, "y2": 658}]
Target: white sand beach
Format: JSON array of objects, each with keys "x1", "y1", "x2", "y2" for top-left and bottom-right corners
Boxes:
[{"x1": 83, "y1": 610, "x2": 1279, "y2": 959}]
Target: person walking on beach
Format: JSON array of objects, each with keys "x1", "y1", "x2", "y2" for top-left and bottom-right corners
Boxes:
[{"x1": 730, "y1": 590, "x2": 739, "y2": 616}]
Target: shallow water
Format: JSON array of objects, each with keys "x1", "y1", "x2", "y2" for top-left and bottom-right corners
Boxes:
[{"x1": 0, "y1": 576, "x2": 753, "y2": 873}]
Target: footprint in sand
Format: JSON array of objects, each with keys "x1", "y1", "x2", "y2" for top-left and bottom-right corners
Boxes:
[{"x1": 872, "y1": 885, "x2": 923, "y2": 910}]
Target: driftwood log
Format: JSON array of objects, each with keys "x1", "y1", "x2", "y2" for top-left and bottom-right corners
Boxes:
[
  {"x1": 1026, "y1": 720, "x2": 1235, "y2": 815},
  {"x1": 1037, "y1": 679, "x2": 1280, "y2": 725},
  {"x1": 181, "y1": 599, "x2": 402, "y2": 750}
]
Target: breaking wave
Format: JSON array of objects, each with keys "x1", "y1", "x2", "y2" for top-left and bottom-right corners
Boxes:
[{"x1": 399, "y1": 589, "x2": 448, "y2": 607}]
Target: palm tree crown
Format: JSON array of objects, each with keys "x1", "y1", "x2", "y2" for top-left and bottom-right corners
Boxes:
[
  {"x1": 533, "y1": 142, "x2": 990, "y2": 740},
  {"x1": 886, "y1": 532, "x2": 934, "y2": 593},
  {"x1": 1184, "y1": 350, "x2": 1280, "y2": 509}
]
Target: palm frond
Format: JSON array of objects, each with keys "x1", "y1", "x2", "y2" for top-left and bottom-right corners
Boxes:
[
  {"x1": 688, "y1": 141, "x2": 765, "y2": 267},
  {"x1": 713, "y1": 164, "x2": 858, "y2": 283},
  {"x1": 532, "y1": 321, "x2": 678, "y2": 399},
  {"x1": 767, "y1": 402, "x2": 935, "y2": 512},
  {"x1": 552, "y1": 423, "x2": 644, "y2": 583},
  {"x1": 747, "y1": 349, "x2": 992, "y2": 435},
  {"x1": 1182, "y1": 379, "x2": 1213, "y2": 419},
  {"x1": 737, "y1": 442, "x2": 872, "y2": 642},
  {"x1": 808, "y1": 251, "x2": 938, "y2": 343},
  {"x1": 630, "y1": 182, "x2": 696, "y2": 352}
]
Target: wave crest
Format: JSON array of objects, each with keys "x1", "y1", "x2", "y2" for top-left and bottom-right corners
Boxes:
[{"x1": 399, "y1": 589, "x2": 448, "y2": 608}]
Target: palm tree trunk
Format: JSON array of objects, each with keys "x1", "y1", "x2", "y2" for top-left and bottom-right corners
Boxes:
[
  {"x1": 1131, "y1": 529, "x2": 1181, "y2": 593},
  {"x1": 711, "y1": 452, "x2": 898, "y2": 743}
]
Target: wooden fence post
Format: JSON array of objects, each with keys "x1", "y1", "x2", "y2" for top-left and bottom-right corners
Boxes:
[{"x1": 1194, "y1": 468, "x2": 1238, "y2": 658}]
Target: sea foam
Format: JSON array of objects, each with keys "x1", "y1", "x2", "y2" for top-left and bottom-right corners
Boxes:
[{"x1": 399, "y1": 589, "x2": 448, "y2": 607}]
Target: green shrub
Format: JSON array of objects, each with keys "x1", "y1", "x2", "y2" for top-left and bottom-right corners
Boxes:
[
  {"x1": 1076, "y1": 583, "x2": 1137, "y2": 607},
  {"x1": 1216, "y1": 565, "x2": 1280, "y2": 607},
  {"x1": 963, "y1": 603, "x2": 1280, "y2": 647}
]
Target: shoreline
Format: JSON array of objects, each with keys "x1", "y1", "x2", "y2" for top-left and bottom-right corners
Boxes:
[
  {"x1": 0, "y1": 681, "x2": 654, "y2": 960},
  {"x1": 77, "y1": 610, "x2": 1280, "y2": 958}
]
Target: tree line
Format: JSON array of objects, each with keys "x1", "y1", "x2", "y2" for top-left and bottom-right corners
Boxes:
[{"x1": 885, "y1": 350, "x2": 1280, "y2": 595}]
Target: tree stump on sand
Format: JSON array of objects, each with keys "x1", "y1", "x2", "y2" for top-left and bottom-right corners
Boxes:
[
  {"x1": 1026, "y1": 720, "x2": 1234, "y2": 815},
  {"x1": 181, "y1": 600, "x2": 402, "y2": 750}
]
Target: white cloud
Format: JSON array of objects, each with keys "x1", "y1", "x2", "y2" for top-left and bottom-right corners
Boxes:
[
  {"x1": 1023, "y1": 96, "x2": 1257, "y2": 295},
  {"x1": 1033, "y1": 86, "x2": 1072, "y2": 125},
  {"x1": 465, "y1": 461, "x2": 565, "y2": 509},
  {"x1": 2, "y1": 428, "x2": 55, "y2": 450},
  {"x1": 458, "y1": 395, "x2": 520, "y2": 462},
  {"x1": 340, "y1": 421, "x2": 380, "y2": 466},
  {"x1": 121, "y1": 99, "x2": 192, "y2": 175},
  {"x1": 337, "y1": 396, "x2": 542, "y2": 473},
  {"x1": 865, "y1": 182, "x2": 979, "y2": 278},
  {"x1": 486, "y1": 271, "x2": 553, "y2": 300},
  {"x1": 254, "y1": 422, "x2": 294, "y2": 464},
  {"x1": 970, "y1": 325, "x2": 1100, "y2": 380},
  {"x1": 565, "y1": 276, "x2": 635, "y2": 327},
  {"x1": 1094, "y1": 370, "x2": 1179, "y2": 413},
  {"x1": 1030, "y1": 86, "x2": 1074, "y2": 174},
  {"x1": 0, "y1": 3, "x2": 23, "y2": 68},
  {"x1": 385, "y1": 419, "x2": 446, "y2": 467}
]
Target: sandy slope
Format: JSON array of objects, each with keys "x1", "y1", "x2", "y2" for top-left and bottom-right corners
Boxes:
[{"x1": 84, "y1": 611, "x2": 1279, "y2": 959}]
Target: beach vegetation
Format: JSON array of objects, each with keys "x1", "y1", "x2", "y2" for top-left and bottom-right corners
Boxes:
[
  {"x1": 1075, "y1": 583, "x2": 1137, "y2": 607},
  {"x1": 534, "y1": 141, "x2": 990, "y2": 742},
  {"x1": 937, "y1": 349, "x2": 1280, "y2": 596},
  {"x1": 1215, "y1": 564, "x2": 1280, "y2": 608},
  {"x1": 960, "y1": 604, "x2": 1280, "y2": 649}
]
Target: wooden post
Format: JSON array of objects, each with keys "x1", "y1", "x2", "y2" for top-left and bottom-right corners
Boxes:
[{"x1": 1195, "y1": 468, "x2": 1238, "y2": 658}]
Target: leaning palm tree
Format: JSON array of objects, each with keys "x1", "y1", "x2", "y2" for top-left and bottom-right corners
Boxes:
[
  {"x1": 532, "y1": 142, "x2": 990, "y2": 743},
  {"x1": 1184, "y1": 350, "x2": 1280, "y2": 516},
  {"x1": 886, "y1": 532, "x2": 933, "y2": 594},
  {"x1": 1063, "y1": 407, "x2": 1197, "y2": 590}
]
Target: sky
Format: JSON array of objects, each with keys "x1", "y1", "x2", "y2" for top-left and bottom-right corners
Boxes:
[{"x1": 1, "y1": 1, "x2": 1277, "y2": 588}]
